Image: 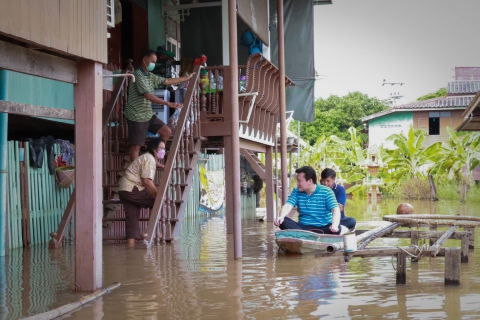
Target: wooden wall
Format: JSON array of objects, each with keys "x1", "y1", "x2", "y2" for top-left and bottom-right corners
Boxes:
[
  {"x1": 413, "y1": 110, "x2": 465, "y2": 145},
  {"x1": 0, "y1": 0, "x2": 107, "y2": 63}
]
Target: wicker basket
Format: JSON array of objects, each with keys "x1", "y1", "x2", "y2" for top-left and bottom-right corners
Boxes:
[{"x1": 55, "y1": 166, "x2": 75, "y2": 188}]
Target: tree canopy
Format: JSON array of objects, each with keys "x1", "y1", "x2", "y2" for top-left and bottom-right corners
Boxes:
[
  {"x1": 416, "y1": 87, "x2": 447, "y2": 101},
  {"x1": 293, "y1": 92, "x2": 389, "y2": 145}
]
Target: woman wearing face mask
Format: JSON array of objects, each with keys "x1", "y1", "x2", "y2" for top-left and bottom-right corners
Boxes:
[
  {"x1": 118, "y1": 137, "x2": 166, "y2": 245},
  {"x1": 125, "y1": 49, "x2": 195, "y2": 164}
]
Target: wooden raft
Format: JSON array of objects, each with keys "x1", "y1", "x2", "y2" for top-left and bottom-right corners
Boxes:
[{"x1": 309, "y1": 214, "x2": 480, "y2": 286}]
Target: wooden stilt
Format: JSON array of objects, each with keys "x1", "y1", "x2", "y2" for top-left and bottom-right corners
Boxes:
[
  {"x1": 464, "y1": 227, "x2": 475, "y2": 249},
  {"x1": 429, "y1": 226, "x2": 437, "y2": 246},
  {"x1": 277, "y1": 0, "x2": 288, "y2": 205},
  {"x1": 461, "y1": 234, "x2": 469, "y2": 263},
  {"x1": 227, "y1": 0, "x2": 242, "y2": 259},
  {"x1": 396, "y1": 252, "x2": 407, "y2": 285},
  {"x1": 265, "y1": 146, "x2": 274, "y2": 222},
  {"x1": 445, "y1": 248, "x2": 460, "y2": 286},
  {"x1": 74, "y1": 60, "x2": 103, "y2": 291},
  {"x1": 411, "y1": 230, "x2": 419, "y2": 263}
]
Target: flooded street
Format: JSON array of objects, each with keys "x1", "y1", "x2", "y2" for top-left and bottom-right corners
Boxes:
[{"x1": 2, "y1": 199, "x2": 480, "y2": 319}]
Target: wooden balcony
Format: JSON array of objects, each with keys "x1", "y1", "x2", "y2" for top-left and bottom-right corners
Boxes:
[{"x1": 198, "y1": 53, "x2": 294, "y2": 146}]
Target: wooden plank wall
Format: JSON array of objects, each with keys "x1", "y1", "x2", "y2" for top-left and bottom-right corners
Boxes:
[
  {"x1": 7, "y1": 141, "x2": 75, "y2": 249},
  {"x1": 414, "y1": 110, "x2": 465, "y2": 145},
  {"x1": 0, "y1": 0, "x2": 107, "y2": 63}
]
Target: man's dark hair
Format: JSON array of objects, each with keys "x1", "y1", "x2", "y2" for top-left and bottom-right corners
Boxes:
[
  {"x1": 146, "y1": 137, "x2": 164, "y2": 156},
  {"x1": 296, "y1": 166, "x2": 317, "y2": 184},
  {"x1": 321, "y1": 168, "x2": 336, "y2": 180},
  {"x1": 142, "y1": 49, "x2": 157, "y2": 58}
]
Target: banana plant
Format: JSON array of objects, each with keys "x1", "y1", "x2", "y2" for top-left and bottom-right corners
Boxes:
[
  {"x1": 383, "y1": 126, "x2": 441, "y2": 181},
  {"x1": 428, "y1": 128, "x2": 480, "y2": 184}
]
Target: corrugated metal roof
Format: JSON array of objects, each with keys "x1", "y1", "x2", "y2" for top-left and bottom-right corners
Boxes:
[
  {"x1": 394, "y1": 96, "x2": 474, "y2": 109},
  {"x1": 447, "y1": 81, "x2": 480, "y2": 94},
  {"x1": 362, "y1": 96, "x2": 472, "y2": 122}
]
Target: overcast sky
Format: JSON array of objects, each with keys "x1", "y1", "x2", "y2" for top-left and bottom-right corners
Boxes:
[{"x1": 313, "y1": 0, "x2": 480, "y2": 105}]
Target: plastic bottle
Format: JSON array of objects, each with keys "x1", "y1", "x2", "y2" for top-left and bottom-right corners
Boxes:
[
  {"x1": 210, "y1": 74, "x2": 217, "y2": 92},
  {"x1": 218, "y1": 76, "x2": 224, "y2": 91},
  {"x1": 239, "y1": 75, "x2": 246, "y2": 92}
]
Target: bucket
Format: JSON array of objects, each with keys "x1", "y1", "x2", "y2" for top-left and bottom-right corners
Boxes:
[{"x1": 343, "y1": 232, "x2": 357, "y2": 252}]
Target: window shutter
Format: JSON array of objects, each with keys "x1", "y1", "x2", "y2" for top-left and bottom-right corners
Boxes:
[{"x1": 418, "y1": 118, "x2": 428, "y2": 133}]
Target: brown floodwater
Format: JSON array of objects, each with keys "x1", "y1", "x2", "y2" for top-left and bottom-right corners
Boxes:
[{"x1": 1, "y1": 199, "x2": 480, "y2": 319}]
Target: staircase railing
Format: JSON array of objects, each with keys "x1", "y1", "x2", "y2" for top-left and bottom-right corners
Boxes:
[
  {"x1": 49, "y1": 64, "x2": 133, "y2": 249},
  {"x1": 138, "y1": 66, "x2": 203, "y2": 248}
]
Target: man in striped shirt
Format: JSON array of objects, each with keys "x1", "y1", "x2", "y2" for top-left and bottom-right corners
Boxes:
[
  {"x1": 274, "y1": 166, "x2": 346, "y2": 235},
  {"x1": 125, "y1": 49, "x2": 195, "y2": 163}
]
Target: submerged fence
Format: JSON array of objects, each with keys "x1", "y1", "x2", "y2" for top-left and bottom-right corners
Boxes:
[{"x1": 7, "y1": 141, "x2": 74, "y2": 250}]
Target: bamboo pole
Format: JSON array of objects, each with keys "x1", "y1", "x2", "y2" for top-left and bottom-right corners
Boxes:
[
  {"x1": 22, "y1": 282, "x2": 121, "y2": 320},
  {"x1": 326, "y1": 223, "x2": 403, "y2": 253},
  {"x1": 429, "y1": 226, "x2": 457, "y2": 257},
  {"x1": 357, "y1": 222, "x2": 404, "y2": 250}
]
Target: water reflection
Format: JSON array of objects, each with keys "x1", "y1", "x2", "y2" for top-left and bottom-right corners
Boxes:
[{"x1": 1, "y1": 200, "x2": 480, "y2": 319}]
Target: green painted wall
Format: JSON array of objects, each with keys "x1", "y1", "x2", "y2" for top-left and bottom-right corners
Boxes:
[
  {"x1": 0, "y1": 70, "x2": 74, "y2": 124},
  {"x1": 148, "y1": 0, "x2": 166, "y2": 50},
  {"x1": 369, "y1": 112, "x2": 413, "y2": 149}
]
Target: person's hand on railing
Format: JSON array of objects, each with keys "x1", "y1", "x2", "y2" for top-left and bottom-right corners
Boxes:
[
  {"x1": 187, "y1": 72, "x2": 196, "y2": 81},
  {"x1": 168, "y1": 102, "x2": 183, "y2": 109}
]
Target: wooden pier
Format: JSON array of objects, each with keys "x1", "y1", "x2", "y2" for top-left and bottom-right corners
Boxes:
[{"x1": 314, "y1": 214, "x2": 480, "y2": 286}]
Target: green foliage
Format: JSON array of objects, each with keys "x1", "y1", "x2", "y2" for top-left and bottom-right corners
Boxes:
[
  {"x1": 383, "y1": 126, "x2": 440, "y2": 180},
  {"x1": 436, "y1": 180, "x2": 461, "y2": 201},
  {"x1": 417, "y1": 87, "x2": 447, "y2": 101},
  {"x1": 466, "y1": 184, "x2": 480, "y2": 203},
  {"x1": 292, "y1": 92, "x2": 389, "y2": 145},
  {"x1": 292, "y1": 123, "x2": 479, "y2": 203},
  {"x1": 395, "y1": 178, "x2": 431, "y2": 200}
]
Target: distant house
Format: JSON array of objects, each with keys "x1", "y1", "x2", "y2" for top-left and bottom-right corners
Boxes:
[{"x1": 362, "y1": 76, "x2": 480, "y2": 149}]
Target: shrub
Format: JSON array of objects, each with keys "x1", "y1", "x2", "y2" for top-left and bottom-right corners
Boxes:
[
  {"x1": 466, "y1": 183, "x2": 480, "y2": 203},
  {"x1": 436, "y1": 180, "x2": 461, "y2": 201},
  {"x1": 395, "y1": 178, "x2": 431, "y2": 200}
]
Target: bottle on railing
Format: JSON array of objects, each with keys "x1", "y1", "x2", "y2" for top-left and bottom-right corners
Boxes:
[
  {"x1": 239, "y1": 75, "x2": 246, "y2": 93},
  {"x1": 218, "y1": 75, "x2": 223, "y2": 91},
  {"x1": 210, "y1": 74, "x2": 217, "y2": 93}
]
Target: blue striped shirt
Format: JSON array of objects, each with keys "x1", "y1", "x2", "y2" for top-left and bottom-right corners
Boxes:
[{"x1": 287, "y1": 185, "x2": 338, "y2": 227}]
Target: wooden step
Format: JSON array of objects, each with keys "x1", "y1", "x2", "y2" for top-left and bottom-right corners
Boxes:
[
  {"x1": 102, "y1": 217, "x2": 179, "y2": 222},
  {"x1": 103, "y1": 199, "x2": 121, "y2": 205}
]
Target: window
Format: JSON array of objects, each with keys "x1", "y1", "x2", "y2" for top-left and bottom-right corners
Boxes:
[
  {"x1": 429, "y1": 115, "x2": 440, "y2": 135},
  {"x1": 166, "y1": 36, "x2": 181, "y2": 76}
]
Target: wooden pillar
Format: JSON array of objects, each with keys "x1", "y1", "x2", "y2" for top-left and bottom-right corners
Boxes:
[
  {"x1": 228, "y1": 0, "x2": 242, "y2": 259},
  {"x1": 461, "y1": 234, "x2": 469, "y2": 263},
  {"x1": 74, "y1": 61, "x2": 103, "y2": 291},
  {"x1": 277, "y1": 0, "x2": 288, "y2": 204},
  {"x1": 445, "y1": 248, "x2": 460, "y2": 286},
  {"x1": 410, "y1": 230, "x2": 418, "y2": 263},
  {"x1": 465, "y1": 227, "x2": 475, "y2": 249},
  {"x1": 224, "y1": 136, "x2": 234, "y2": 235},
  {"x1": 396, "y1": 251, "x2": 406, "y2": 285},
  {"x1": 0, "y1": 112, "x2": 6, "y2": 257},
  {"x1": 265, "y1": 146, "x2": 274, "y2": 222}
]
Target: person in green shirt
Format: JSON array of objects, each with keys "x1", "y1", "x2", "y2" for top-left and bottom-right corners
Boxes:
[{"x1": 125, "y1": 49, "x2": 195, "y2": 164}]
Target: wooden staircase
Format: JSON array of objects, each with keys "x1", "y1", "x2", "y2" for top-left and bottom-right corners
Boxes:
[
  {"x1": 50, "y1": 65, "x2": 204, "y2": 248},
  {"x1": 240, "y1": 148, "x2": 283, "y2": 200}
]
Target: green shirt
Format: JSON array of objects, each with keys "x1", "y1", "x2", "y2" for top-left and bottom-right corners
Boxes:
[{"x1": 124, "y1": 68, "x2": 166, "y2": 122}]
